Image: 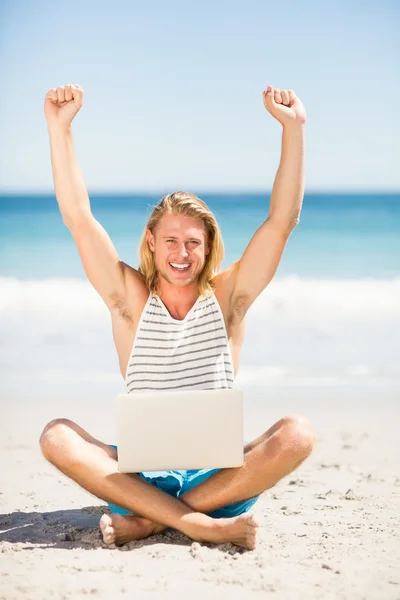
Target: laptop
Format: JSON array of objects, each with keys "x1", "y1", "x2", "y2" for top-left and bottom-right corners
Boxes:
[{"x1": 115, "y1": 388, "x2": 244, "y2": 472}]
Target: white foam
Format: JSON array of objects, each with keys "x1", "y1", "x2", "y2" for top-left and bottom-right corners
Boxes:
[
  {"x1": 1, "y1": 275, "x2": 399, "y2": 316},
  {"x1": 1, "y1": 276, "x2": 399, "y2": 385},
  {"x1": 0, "y1": 277, "x2": 106, "y2": 314},
  {"x1": 250, "y1": 275, "x2": 400, "y2": 317}
]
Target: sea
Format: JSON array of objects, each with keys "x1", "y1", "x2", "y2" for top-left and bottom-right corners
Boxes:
[{"x1": 1, "y1": 192, "x2": 399, "y2": 399}]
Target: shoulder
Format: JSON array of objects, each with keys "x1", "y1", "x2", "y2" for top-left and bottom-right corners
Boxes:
[
  {"x1": 212, "y1": 260, "x2": 239, "y2": 291},
  {"x1": 121, "y1": 262, "x2": 147, "y2": 289}
]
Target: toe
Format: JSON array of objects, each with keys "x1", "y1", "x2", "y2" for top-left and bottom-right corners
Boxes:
[
  {"x1": 104, "y1": 528, "x2": 115, "y2": 543},
  {"x1": 248, "y1": 514, "x2": 259, "y2": 528},
  {"x1": 99, "y1": 514, "x2": 116, "y2": 545},
  {"x1": 247, "y1": 530, "x2": 257, "y2": 548},
  {"x1": 100, "y1": 514, "x2": 112, "y2": 530}
]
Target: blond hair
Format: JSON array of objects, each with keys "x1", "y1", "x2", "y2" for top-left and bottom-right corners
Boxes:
[{"x1": 139, "y1": 191, "x2": 224, "y2": 296}]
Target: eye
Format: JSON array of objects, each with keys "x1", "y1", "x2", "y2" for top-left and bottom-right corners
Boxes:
[
  {"x1": 189, "y1": 240, "x2": 199, "y2": 245},
  {"x1": 166, "y1": 239, "x2": 176, "y2": 243}
]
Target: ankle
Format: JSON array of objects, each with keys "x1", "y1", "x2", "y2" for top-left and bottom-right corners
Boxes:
[
  {"x1": 146, "y1": 519, "x2": 165, "y2": 535},
  {"x1": 130, "y1": 515, "x2": 163, "y2": 536}
]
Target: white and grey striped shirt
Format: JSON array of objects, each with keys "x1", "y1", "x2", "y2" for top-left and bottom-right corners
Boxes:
[{"x1": 125, "y1": 294, "x2": 235, "y2": 393}]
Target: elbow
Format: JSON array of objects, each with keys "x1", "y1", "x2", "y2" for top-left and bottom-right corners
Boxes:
[
  {"x1": 292, "y1": 214, "x2": 301, "y2": 228},
  {"x1": 61, "y1": 212, "x2": 74, "y2": 230},
  {"x1": 267, "y1": 213, "x2": 300, "y2": 235},
  {"x1": 61, "y1": 210, "x2": 92, "y2": 233},
  {"x1": 285, "y1": 216, "x2": 300, "y2": 236}
]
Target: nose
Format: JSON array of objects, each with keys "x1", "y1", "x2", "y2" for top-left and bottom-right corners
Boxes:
[{"x1": 178, "y1": 243, "x2": 189, "y2": 258}]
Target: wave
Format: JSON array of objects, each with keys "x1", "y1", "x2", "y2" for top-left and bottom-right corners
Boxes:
[
  {"x1": 1, "y1": 276, "x2": 399, "y2": 316},
  {"x1": 1, "y1": 276, "x2": 399, "y2": 384},
  {"x1": 0, "y1": 277, "x2": 106, "y2": 314}
]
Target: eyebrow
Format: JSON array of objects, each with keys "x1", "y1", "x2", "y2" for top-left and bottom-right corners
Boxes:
[{"x1": 161, "y1": 236, "x2": 202, "y2": 241}]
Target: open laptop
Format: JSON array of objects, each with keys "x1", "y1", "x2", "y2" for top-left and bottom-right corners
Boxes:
[{"x1": 115, "y1": 388, "x2": 244, "y2": 472}]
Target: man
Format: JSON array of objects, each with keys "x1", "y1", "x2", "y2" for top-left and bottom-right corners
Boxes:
[{"x1": 40, "y1": 83, "x2": 314, "y2": 551}]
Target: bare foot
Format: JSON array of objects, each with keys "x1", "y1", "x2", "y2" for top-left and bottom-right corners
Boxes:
[
  {"x1": 203, "y1": 513, "x2": 259, "y2": 550},
  {"x1": 100, "y1": 512, "x2": 259, "y2": 550},
  {"x1": 100, "y1": 513, "x2": 165, "y2": 546}
]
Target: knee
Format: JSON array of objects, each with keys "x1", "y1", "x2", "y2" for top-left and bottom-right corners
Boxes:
[
  {"x1": 39, "y1": 418, "x2": 76, "y2": 462},
  {"x1": 278, "y1": 414, "x2": 315, "y2": 459}
]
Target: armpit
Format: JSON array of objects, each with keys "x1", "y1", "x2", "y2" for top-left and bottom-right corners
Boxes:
[
  {"x1": 111, "y1": 297, "x2": 135, "y2": 327},
  {"x1": 228, "y1": 293, "x2": 250, "y2": 324}
]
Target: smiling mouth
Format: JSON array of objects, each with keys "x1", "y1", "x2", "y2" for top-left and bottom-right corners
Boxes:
[{"x1": 169, "y1": 262, "x2": 191, "y2": 272}]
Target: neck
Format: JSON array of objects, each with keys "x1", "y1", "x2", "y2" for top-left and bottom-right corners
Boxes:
[{"x1": 156, "y1": 278, "x2": 200, "y2": 318}]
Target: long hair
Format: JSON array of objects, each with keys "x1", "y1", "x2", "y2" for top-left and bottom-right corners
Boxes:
[{"x1": 138, "y1": 191, "x2": 224, "y2": 296}]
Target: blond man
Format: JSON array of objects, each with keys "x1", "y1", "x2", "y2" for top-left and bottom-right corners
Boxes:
[{"x1": 40, "y1": 84, "x2": 314, "y2": 550}]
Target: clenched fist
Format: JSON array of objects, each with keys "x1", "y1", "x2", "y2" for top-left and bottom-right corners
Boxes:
[
  {"x1": 44, "y1": 84, "x2": 84, "y2": 127},
  {"x1": 262, "y1": 85, "x2": 306, "y2": 127}
]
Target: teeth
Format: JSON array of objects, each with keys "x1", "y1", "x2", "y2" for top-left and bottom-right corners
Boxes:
[{"x1": 170, "y1": 263, "x2": 190, "y2": 270}]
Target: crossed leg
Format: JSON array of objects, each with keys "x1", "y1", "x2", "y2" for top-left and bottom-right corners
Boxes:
[
  {"x1": 101, "y1": 415, "x2": 315, "y2": 545},
  {"x1": 39, "y1": 414, "x2": 314, "y2": 549}
]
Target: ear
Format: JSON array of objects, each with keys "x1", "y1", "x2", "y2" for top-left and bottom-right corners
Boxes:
[{"x1": 146, "y1": 228, "x2": 155, "y2": 252}]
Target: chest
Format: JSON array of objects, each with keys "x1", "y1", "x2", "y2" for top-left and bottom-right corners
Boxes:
[
  {"x1": 112, "y1": 293, "x2": 245, "y2": 379},
  {"x1": 135, "y1": 295, "x2": 226, "y2": 349},
  {"x1": 126, "y1": 296, "x2": 236, "y2": 391}
]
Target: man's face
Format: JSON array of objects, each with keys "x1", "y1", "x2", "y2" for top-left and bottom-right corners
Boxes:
[{"x1": 147, "y1": 214, "x2": 210, "y2": 288}]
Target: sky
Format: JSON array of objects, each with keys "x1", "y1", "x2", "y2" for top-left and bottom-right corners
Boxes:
[{"x1": 0, "y1": 0, "x2": 399, "y2": 193}]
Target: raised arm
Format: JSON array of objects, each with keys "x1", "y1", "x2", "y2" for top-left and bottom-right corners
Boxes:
[
  {"x1": 45, "y1": 84, "x2": 137, "y2": 311},
  {"x1": 229, "y1": 86, "x2": 306, "y2": 318}
]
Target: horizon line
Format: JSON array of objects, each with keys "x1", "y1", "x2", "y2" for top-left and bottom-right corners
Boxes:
[{"x1": 0, "y1": 188, "x2": 399, "y2": 197}]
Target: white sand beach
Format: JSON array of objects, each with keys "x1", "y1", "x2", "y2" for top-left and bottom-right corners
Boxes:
[{"x1": 1, "y1": 382, "x2": 399, "y2": 600}]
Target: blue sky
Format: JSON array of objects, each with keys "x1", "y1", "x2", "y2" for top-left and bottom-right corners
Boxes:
[{"x1": 0, "y1": 0, "x2": 398, "y2": 193}]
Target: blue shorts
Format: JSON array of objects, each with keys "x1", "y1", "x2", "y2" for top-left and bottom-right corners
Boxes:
[{"x1": 108, "y1": 445, "x2": 259, "y2": 519}]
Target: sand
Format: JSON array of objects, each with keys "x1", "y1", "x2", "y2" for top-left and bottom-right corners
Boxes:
[{"x1": 1, "y1": 382, "x2": 399, "y2": 600}]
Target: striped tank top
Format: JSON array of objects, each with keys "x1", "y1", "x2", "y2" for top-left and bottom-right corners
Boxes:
[{"x1": 125, "y1": 294, "x2": 235, "y2": 393}]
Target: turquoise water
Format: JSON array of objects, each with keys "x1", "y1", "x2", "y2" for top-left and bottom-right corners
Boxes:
[{"x1": 1, "y1": 192, "x2": 399, "y2": 279}]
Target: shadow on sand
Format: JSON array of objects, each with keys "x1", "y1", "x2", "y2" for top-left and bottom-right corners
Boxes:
[{"x1": 0, "y1": 507, "x2": 195, "y2": 551}]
